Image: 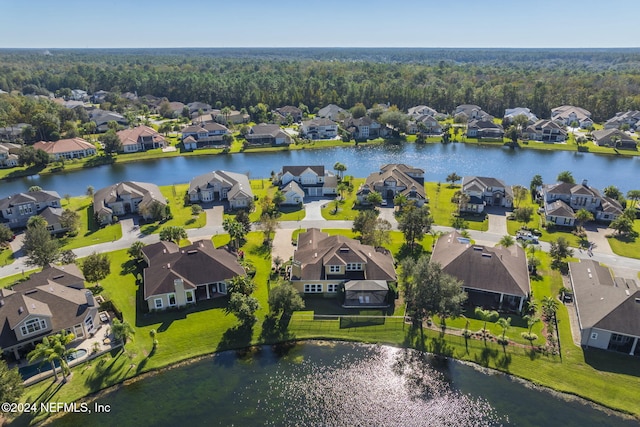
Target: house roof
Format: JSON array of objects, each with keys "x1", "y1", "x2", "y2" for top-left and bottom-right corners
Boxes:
[
  {"x1": 344, "y1": 280, "x2": 389, "y2": 291},
  {"x1": 361, "y1": 164, "x2": 426, "y2": 200},
  {"x1": 188, "y1": 170, "x2": 253, "y2": 200},
  {"x1": 407, "y1": 105, "x2": 438, "y2": 118},
  {"x1": 117, "y1": 126, "x2": 165, "y2": 147},
  {"x1": 600, "y1": 197, "x2": 623, "y2": 215},
  {"x1": 504, "y1": 107, "x2": 538, "y2": 122},
  {"x1": 462, "y1": 176, "x2": 511, "y2": 196},
  {"x1": 544, "y1": 182, "x2": 600, "y2": 199},
  {"x1": 431, "y1": 231, "x2": 530, "y2": 297},
  {"x1": 282, "y1": 165, "x2": 324, "y2": 177},
  {"x1": 143, "y1": 240, "x2": 245, "y2": 299},
  {"x1": 281, "y1": 181, "x2": 305, "y2": 197},
  {"x1": 39, "y1": 207, "x2": 63, "y2": 226},
  {"x1": 0, "y1": 190, "x2": 60, "y2": 210},
  {"x1": 247, "y1": 124, "x2": 284, "y2": 138},
  {"x1": 569, "y1": 260, "x2": 640, "y2": 337},
  {"x1": 33, "y1": 138, "x2": 95, "y2": 155},
  {"x1": 182, "y1": 122, "x2": 229, "y2": 134},
  {"x1": 545, "y1": 200, "x2": 575, "y2": 218},
  {"x1": 467, "y1": 120, "x2": 504, "y2": 131},
  {"x1": 551, "y1": 105, "x2": 592, "y2": 121},
  {"x1": 317, "y1": 104, "x2": 347, "y2": 119},
  {"x1": 302, "y1": 118, "x2": 336, "y2": 127},
  {"x1": 93, "y1": 181, "x2": 166, "y2": 217},
  {"x1": 293, "y1": 228, "x2": 396, "y2": 282},
  {"x1": 275, "y1": 105, "x2": 302, "y2": 115},
  {"x1": 592, "y1": 129, "x2": 636, "y2": 147}
]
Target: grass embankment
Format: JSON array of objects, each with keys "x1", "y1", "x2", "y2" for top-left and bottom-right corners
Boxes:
[{"x1": 138, "y1": 184, "x2": 206, "y2": 235}]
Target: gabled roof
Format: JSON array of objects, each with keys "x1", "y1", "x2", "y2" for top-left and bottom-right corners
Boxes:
[
  {"x1": 281, "y1": 181, "x2": 305, "y2": 197},
  {"x1": 544, "y1": 182, "x2": 600, "y2": 199},
  {"x1": 117, "y1": 126, "x2": 165, "y2": 147},
  {"x1": 275, "y1": 105, "x2": 302, "y2": 115},
  {"x1": 545, "y1": 200, "x2": 575, "y2": 218},
  {"x1": 0, "y1": 190, "x2": 60, "y2": 210},
  {"x1": 600, "y1": 197, "x2": 623, "y2": 215},
  {"x1": 467, "y1": 120, "x2": 504, "y2": 131},
  {"x1": 407, "y1": 105, "x2": 438, "y2": 118},
  {"x1": 361, "y1": 164, "x2": 426, "y2": 200},
  {"x1": 592, "y1": 128, "x2": 636, "y2": 147},
  {"x1": 431, "y1": 231, "x2": 530, "y2": 297},
  {"x1": 317, "y1": 104, "x2": 347, "y2": 119},
  {"x1": 39, "y1": 206, "x2": 64, "y2": 226},
  {"x1": 93, "y1": 181, "x2": 166, "y2": 216},
  {"x1": 504, "y1": 107, "x2": 538, "y2": 122},
  {"x1": 462, "y1": 176, "x2": 510, "y2": 193},
  {"x1": 282, "y1": 165, "x2": 324, "y2": 177},
  {"x1": 143, "y1": 240, "x2": 245, "y2": 299},
  {"x1": 293, "y1": 228, "x2": 396, "y2": 282},
  {"x1": 551, "y1": 105, "x2": 591, "y2": 121},
  {"x1": 302, "y1": 118, "x2": 336, "y2": 127},
  {"x1": 188, "y1": 170, "x2": 253, "y2": 200},
  {"x1": 182, "y1": 122, "x2": 229, "y2": 134},
  {"x1": 570, "y1": 260, "x2": 640, "y2": 337}
]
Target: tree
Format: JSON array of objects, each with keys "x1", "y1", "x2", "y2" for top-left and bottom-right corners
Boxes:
[
  {"x1": 86, "y1": 185, "x2": 95, "y2": 197},
  {"x1": 603, "y1": 185, "x2": 623, "y2": 201},
  {"x1": 227, "y1": 275, "x2": 256, "y2": 296},
  {"x1": 402, "y1": 256, "x2": 467, "y2": 335},
  {"x1": 223, "y1": 217, "x2": 247, "y2": 250},
  {"x1": 111, "y1": 318, "x2": 135, "y2": 345},
  {"x1": 556, "y1": 170, "x2": 575, "y2": 184},
  {"x1": 60, "y1": 209, "x2": 80, "y2": 236},
  {"x1": 50, "y1": 330, "x2": 76, "y2": 383},
  {"x1": 190, "y1": 204, "x2": 203, "y2": 216},
  {"x1": 128, "y1": 241, "x2": 146, "y2": 263},
  {"x1": 512, "y1": 185, "x2": 527, "y2": 208},
  {"x1": 139, "y1": 200, "x2": 167, "y2": 222},
  {"x1": 499, "y1": 235, "x2": 515, "y2": 248},
  {"x1": 350, "y1": 103, "x2": 366, "y2": 119},
  {"x1": 0, "y1": 224, "x2": 13, "y2": 245},
  {"x1": 226, "y1": 293, "x2": 260, "y2": 327},
  {"x1": 549, "y1": 237, "x2": 573, "y2": 269},
  {"x1": 99, "y1": 130, "x2": 122, "y2": 155},
  {"x1": 575, "y1": 208, "x2": 594, "y2": 231},
  {"x1": 23, "y1": 220, "x2": 59, "y2": 267},
  {"x1": 446, "y1": 172, "x2": 461, "y2": 187},
  {"x1": 333, "y1": 162, "x2": 347, "y2": 180},
  {"x1": 269, "y1": 282, "x2": 305, "y2": 316},
  {"x1": 0, "y1": 358, "x2": 23, "y2": 405},
  {"x1": 474, "y1": 307, "x2": 499, "y2": 336},
  {"x1": 610, "y1": 134, "x2": 622, "y2": 149},
  {"x1": 235, "y1": 210, "x2": 252, "y2": 234},
  {"x1": 496, "y1": 317, "x2": 512, "y2": 344},
  {"x1": 27, "y1": 335, "x2": 61, "y2": 382},
  {"x1": 456, "y1": 192, "x2": 470, "y2": 215},
  {"x1": 60, "y1": 250, "x2": 77, "y2": 265},
  {"x1": 272, "y1": 190, "x2": 286, "y2": 208},
  {"x1": 81, "y1": 252, "x2": 111, "y2": 284},
  {"x1": 149, "y1": 329, "x2": 158, "y2": 349},
  {"x1": 259, "y1": 213, "x2": 278, "y2": 247},
  {"x1": 18, "y1": 147, "x2": 50, "y2": 168},
  {"x1": 159, "y1": 226, "x2": 187, "y2": 244},
  {"x1": 513, "y1": 206, "x2": 534, "y2": 229},
  {"x1": 541, "y1": 296, "x2": 559, "y2": 321},
  {"x1": 352, "y1": 209, "x2": 378, "y2": 242},
  {"x1": 365, "y1": 191, "x2": 383, "y2": 206},
  {"x1": 626, "y1": 190, "x2": 640, "y2": 208},
  {"x1": 398, "y1": 205, "x2": 432, "y2": 252},
  {"x1": 530, "y1": 174, "x2": 543, "y2": 200},
  {"x1": 28, "y1": 185, "x2": 43, "y2": 192},
  {"x1": 610, "y1": 216, "x2": 634, "y2": 236},
  {"x1": 505, "y1": 125, "x2": 518, "y2": 145}
]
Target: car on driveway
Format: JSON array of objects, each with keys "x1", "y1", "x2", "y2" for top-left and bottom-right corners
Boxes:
[{"x1": 516, "y1": 230, "x2": 539, "y2": 244}]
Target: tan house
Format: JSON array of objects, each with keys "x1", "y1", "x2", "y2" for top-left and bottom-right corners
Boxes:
[
  {"x1": 278, "y1": 165, "x2": 337, "y2": 197},
  {"x1": 0, "y1": 264, "x2": 99, "y2": 360},
  {"x1": 357, "y1": 164, "x2": 426, "y2": 206},
  {"x1": 117, "y1": 125, "x2": 166, "y2": 153},
  {"x1": 93, "y1": 181, "x2": 167, "y2": 225},
  {"x1": 188, "y1": 170, "x2": 254, "y2": 210},
  {"x1": 142, "y1": 240, "x2": 245, "y2": 311},
  {"x1": 551, "y1": 105, "x2": 593, "y2": 128},
  {"x1": 290, "y1": 228, "x2": 396, "y2": 307},
  {"x1": 460, "y1": 176, "x2": 513, "y2": 213},
  {"x1": 33, "y1": 137, "x2": 97, "y2": 160},
  {"x1": 431, "y1": 231, "x2": 530, "y2": 313}
]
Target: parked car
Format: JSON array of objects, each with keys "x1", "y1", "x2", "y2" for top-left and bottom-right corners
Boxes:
[{"x1": 516, "y1": 230, "x2": 539, "y2": 244}]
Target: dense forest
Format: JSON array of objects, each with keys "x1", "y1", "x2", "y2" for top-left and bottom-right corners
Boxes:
[{"x1": 1, "y1": 48, "x2": 640, "y2": 125}]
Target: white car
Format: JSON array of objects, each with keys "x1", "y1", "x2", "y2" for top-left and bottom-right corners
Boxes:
[{"x1": 516, "y1": 231, "x2": 539, "y2": 244}]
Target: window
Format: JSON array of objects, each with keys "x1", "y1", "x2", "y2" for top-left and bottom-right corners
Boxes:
[
  {"x1": 304, "y1": 284, "x2": 323, "y2": 293},
  {"x1": 610, "y1": 333, "x2": 630, "y2": 344},
  {"x1": 346, "y1": 263, "x2": 362, "y2": 271},
  {"x1": 20, "y1": 318, "x2": 46, "y2": 336},
  {"x1": 84, "y1": 315, "x2": 94, "y2": 331},
  {"x1": 168, "y1": 293, "x2": 177, "y2": 306},
  {"x1": 563, "y1": 217, "x2": 572, "y2": 225},
  {"x1": 329, "y1": 265, "x2": 340, "y2": 273},
  {"x1": 186, "y1": 291, "x2": 195, "y2": 303},
  {"x1": 218, "y1": 283, "x2": 227, "y2": 294},
  {"x1": 590, "y1": 332, "x2": 598, "y2": 340},
  {"x1": 327, "y1": 284, "x2": 338, "y2": 293},
  {"x1": 154, "y1": 298, "x2": 163, "y2": 309}
]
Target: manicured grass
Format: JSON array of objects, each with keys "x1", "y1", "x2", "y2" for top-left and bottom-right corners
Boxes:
[
  {"x1": 606, "y1": 219, "x2": 640, "y2": 259},
  {"x1": 139, "y1": 184, "x2": 206, "y2": 235},
  {"x1": 59, "y1": 196, "x2": 122, "y2": 251},
  {"x1": 0, "y1": 246, "x2": 14, "y2": 266},
  {"x1": 426, "y1": 182, "x2": 488, "y2": 231},
  {"x1": 321, "y1": 178, "x2": 365, "y2": 220}
]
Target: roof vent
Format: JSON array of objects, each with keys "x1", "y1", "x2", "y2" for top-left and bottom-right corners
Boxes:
[
  {"x1": 52, "y1": 274, "x2": 65, "y2": 280},
  {"x1": 187, "y1": 250, "x2": 198, "y2": 254},
  {"x1": 625, "y1": 290, "x2": 630, "y2": 296},
  {"x1": 635, "y1": 298, "x2": 640, "y2": 304},
  {"x1": 588, "y1": 274, "x2": 592, "y2": 279},
  {"x1": 339, "y1": 247, "x2": 349, "y2": 252},
  {"x1": 481, "y1": 253, "x2": 492, "y2": 258},
  {"x1": 0, "y1": 300, "x2": 4, "y2": 307},
  {"x1": 314, "y1": 252, "x2": 317, "y2": 258},
  {"x1": 18, "y1": 306, "x2": 23, "y2": 314},
  {"x1": 473, "y1": 246, "x2": 483, "y2": 251}
]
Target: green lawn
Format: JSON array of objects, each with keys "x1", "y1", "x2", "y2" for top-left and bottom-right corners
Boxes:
[
  {"x1": 321, "y1": 177, "x2": 364, "y2": 220},
  {"x1": 0, "y1": 246, "x2": 14, "y2": 267},
  {"x1": 606, "y1": 219, "x2": 640, "y2": 259},
  {"x1": 58, "y1": 196, "x2": 122, "y2": 251},
  {"x1": 139, "y1": 184, "x2": 206, "y2": 235},
  {"x1": 426, "y1": 182, "x2": 488, "y2": 231}
]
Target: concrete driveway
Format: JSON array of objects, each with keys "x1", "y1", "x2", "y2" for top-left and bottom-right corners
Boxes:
[
  {"x1": 486, "y1": 208, "x2": 508, "y2": 236},
  {"x1": 583, "y1": 223, "x2": 614, "y2": 255},
  {"x1": 378, "y1": 206, "x2": 399, "y2": 229},
  {"x1": 303, "y1": 199, "x2": 328, "y2": 221},
  {"x1": 206, "y1": 206, "x2": 224, "y2": 227},
  {"x1": 271, "y1": 229, "x2": 295, "y2": 264}
]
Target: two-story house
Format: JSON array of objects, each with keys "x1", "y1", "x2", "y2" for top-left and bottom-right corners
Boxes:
[
  {"x1": 278, "y1": 165, "x2": 337, "y2": 197},
  {"x1": 142, "y1": 240, "x2": 245, "y2": 312},
  {"x1": 0, "y1": 190, "x2": 62, "y2": 230},
  {"x1": 466, "y1": 120, "x2": 504, "y2": 139},
  {"x1": 407, "y1": 105, "x2": 439, "y2": 119},
  {"x1": 290, "y1": 228, "x2": 396, "y2": 307},
  {"x1": 357, "y1": 164, "x2": 426, "y2": 206},
  {"x1": 523, "y1": 120, "x2": 567, "y2": 143},
  {"x1": 344, "y1": 117, "x2": 390, "y2": 140},
  {"x1": 460, "y1": 176, "x2": 513, "y2": 213},
  {"x1": 317, "y1": 104, "x2": 349, "y2": 121},
  {"x1": 93, "y1": 181, "x2": 167, "y2": 225},
  {"x1": 188, "y1": 170, "x2": 254, "y2": 210},
  {"x1": 454, "y1": 104, "x2": 493, "y2": 122},
  {"x1": 0, "y1": 143, "x2": 20, "y2": 168},
  {"x1": 0, "y1": 264, "x2": 99, "y2": 361},
  {"x1": 551, "y1": 105, "x2": 593, "y2": 128},
  {"x1": 300, "y1": 118, "x2": 338, "y2": 140},
  {"x1": 604, "y1": 110, "x2": 640, "y2": 130},
  {"x1": 542, "y1": 180, "x2": 622, "y2": 226},
  {"x1": 503, "y1": 107, "x2": 538, "y2": 125},
  {"x1": 181, "y1": 122, "x2": 231, "y2": 149},
  {"x1": 273, "y1": 106, "x2": 303, "y2": 123},
  {"x1": 117, "y1": 125, "x2": 166, "y2": 153}
]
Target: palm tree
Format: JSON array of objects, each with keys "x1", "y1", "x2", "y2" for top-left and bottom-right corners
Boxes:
[
  {"x1": 575, "y1": 208, "x2": 594, "y2": 232},
  {"x1": 457, "y1": 192, "x2": 470, "y2": 215},
  {"x1": 111, "y1": 319, "x2": 135, "y2": 347},
  {"x1": 496, "y1": 317, "x2": 511, "y2": 344},
  {"x1": 336, "y1": 182, "x2": 348, "y2": 199},
  {"x1": 541, "y1": 296, "x2": 559, "y2": 321},
  {"x1": 27, "y1": 336, "x2": 60, "y2": 382},
  {"x1": 499, "y1": 235, "x2": 515, "y2": 248},
  {"x1": 474, "y1": 307, "x2": 499, "y2": 338},
  {"x1": 52, "y1": 330, "x2": 76, "y2": 383},
  {"x1": 333, "y1": 162, "x2": 347, "y2": 180}
]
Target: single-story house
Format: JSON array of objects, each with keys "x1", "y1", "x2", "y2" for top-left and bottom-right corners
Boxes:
[
  {"x1": 503, "y1": 107, "x2": 538, "y2": 124},
  {"x1": 33, "y1": 138, "x2": 97, "y2": 160},
  {"x1": 431, "y1": 231, "x2": 530, "y2": 313},
  {"x1": 245, "y1": 124, "x2": 291, "y2": 146},
  {"x1": 142, "y1": 240, "x2": 245, "y2": 311},
  {"x1": 569, "y1": 259, "x2": 640, "y2": 355},
  {"x1": 454, "y1": 104, "x2": 493, "y2": 122},
  {"x1": 466, "y1": 120, "x2": 504, "y2": 139},
  {"x1": 273, "y1": 106, "x2": 303, "y2": 123},
  {"x1": 592, "y1": 129, "x2": 637, "y2": 149},
  {"x1": 188, "y1": 170, "x2": 254, "y2": 210}
]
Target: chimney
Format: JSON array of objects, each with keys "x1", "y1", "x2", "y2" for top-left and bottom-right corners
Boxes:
[
  {"x1": 582, "y1": 179, "x2": 588, "y2": 187},
  {"x1": 85, "y1": 290, "x2": 96, "y2": 307}
]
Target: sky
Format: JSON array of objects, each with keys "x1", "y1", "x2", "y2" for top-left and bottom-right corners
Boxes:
[{"x1": 1, "y1": 0, "x2": 638, "y2": 49}]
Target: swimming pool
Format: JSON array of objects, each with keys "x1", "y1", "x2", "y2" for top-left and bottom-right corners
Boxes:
[{"x1": 19, "y1": 349, "x2": 88, "y2": 380}]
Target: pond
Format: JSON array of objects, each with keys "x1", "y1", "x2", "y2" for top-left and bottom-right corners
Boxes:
[
  {"x1": 2, "y1": 143, "x2": 639, "y2": 198},
  {"x1": 55, "y1": 342, "x2": 636, "y2": 427}
]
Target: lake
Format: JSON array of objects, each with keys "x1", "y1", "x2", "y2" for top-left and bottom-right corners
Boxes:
[
  {"x1": 55, "y1": 342, "x2": 637, "y2": 427},
  {"x1": 2, "y1": 143, "x2": 639, "y2": 198}
]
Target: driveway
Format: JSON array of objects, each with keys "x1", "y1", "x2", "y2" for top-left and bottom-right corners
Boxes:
[
  {"x1": 271, "y1": 229, "x2": 295, "y2": 264},
  {"x1": 583, "y1": 223, "x2": 614, "y2": 255},
  {"x1": 486, "y1": 208, "x2": 508, "y2": 236},
  {"x1": 120, "y1": 218, "x2": 138, "y2": 241},
  {"x1": 378, "y1": 206, "x2": 399, "y2": 229},
  {"x1": 302, "y1": 199, "x2": 327, "y2": 221},
  {"x1": 206, "y1": 206, "x2": 224, "y2": 227}
]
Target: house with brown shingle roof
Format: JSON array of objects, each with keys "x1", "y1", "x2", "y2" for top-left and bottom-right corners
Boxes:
[
  {"x1": 431, "y1": 231, "x2": 530, "y2": 313},
  {"x1": 142, "y1": 240, "x2": 245, "y2": 311},
  {"x1": 290, "y1": 228, "x2": 396, "y2": 307},
  {"x1": 245, "y1": 124, "x2": 291, "y2": 146},
  {"x1": 33, "y1": 138, "x2": 97, "y2": 160},
  {"x1": 93, "y1": 181, "x2": 167, "y2": 225},
  {"x1": 542, "y1": 180, "x2": 622, "y2": 225},
  {"x1": 569, "y1": 259, "x2": 640, "y2": 355},
  {"x1": 273, "y1": 105, "x2": 303, "y2": 123},
  {"x1": 0, "y1": 264, "x2": 98, "y2": 360},
  {"x1": 181, "y1": 122, "x2": 230, "y2": 150},
  {"x1": 461, "y1": 176, "x2": 513, "y2": 213},
  {"x1": 188, "y1": 170, "x2": 253, "y2": 210},
  {"x1": 278, "y1": 165, "x2": 337, "y2": 197},
  {"x1": 357, "y1": 164, "x2": 426, "y2": 206},
  {"x1": 117, "y1": 125, "x2": 166, "y2": 153}
]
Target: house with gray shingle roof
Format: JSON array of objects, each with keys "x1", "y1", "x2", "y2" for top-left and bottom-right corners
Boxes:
[
  {"x1": 551, "y1": 105, "x2": 593, "y2": 128},
  {"x1": 291, "y1": 228, "x2": 396, "y2": 307},
  {"x1": 569, "y1": 260, "x2": 640, "y2": 355},
  {"x1": 0, "y1": 190, "x2": 62, "y2": 230},
  {"x1": 461, "y1": 176, "x2": 513, "y2": 213},
  {"x1": 93, "y1": 181, "x2": 167, "y2": 225},
  {"x1": 604, "y1": 110, "x2": 640, "y2": 130},
  {"x1": 523, "y1": 119, "x2": 567, "y2": 143},
  {"x1": 592, "y1": 129, "x2": 637, "y2": 150},
  {"x1": 317, "y1": 104, "x2": 349, "y2": 121},
  {"x1": 188, "y1": 170, "x2": 253, "y2": 210},
  {"x1": 245, "y1": 124, "x2": 291, "y2": 146},
  {"x1": 300, "y1": 118, "x2": 338, "y2": 140},
  {"x1": 431, "y1": 231, "x2": 530, "y2": 313},
  {"x1": 357, "y1": 164, "x2": 426, "y2": 206},
  {"x1": 454, "y1": 104, "x2": 493, "y2": 122},
  {"x1": 466, "y1": 119, "x2": 504, "y2": 139},
  {"x1": 142, "y1": 239, "x2": 245, "y2": 311},
  {"x1": 278, "y1": 165, "x2": 337, "y2": 197},
  {"x1": 503, "y1": 107, "x2": 538, "y2": 124},
  {"x1": 542, "y1": 180, "x2": 622, "y2": 225},
  {"x1": 0, "y1": 264, "x2": 98, "y2": 360}
]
